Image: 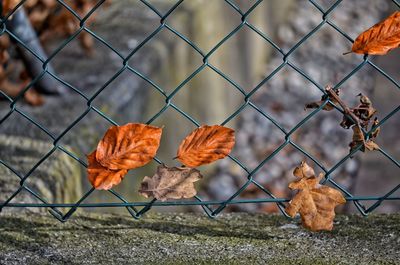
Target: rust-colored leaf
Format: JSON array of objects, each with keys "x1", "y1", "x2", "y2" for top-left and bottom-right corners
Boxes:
[
  {"x1": 87, "y1": 150, "x2": 128, "y2": 190},
  {"x1": 139, "y1": 164, "x2": 202, "y2": 201},
  {"x1": 351, "y1": 11, "x2": 400, "y2": 55},
  {"x1": 176, "y1": 125, "x2": 235, "y2": 168},
  {"x1": 285, "y1": 162, "x2": 346, "y2": 231},
  {"x1": 2, "y1": 0, "x2": 20, "y2": 16},
  {"x1": 96, "y1": 123, "x2": 162, "y2": 170}
]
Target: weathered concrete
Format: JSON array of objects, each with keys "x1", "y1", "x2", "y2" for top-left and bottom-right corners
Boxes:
[
  {"x1": 0, "y1": 134, "x2": 82, "y2": 210},
  {"x1": 0, "y1": 212, "x2": 399, "y2": 264}
]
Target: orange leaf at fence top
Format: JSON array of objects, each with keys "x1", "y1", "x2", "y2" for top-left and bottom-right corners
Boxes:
[
  {"x1": 176, "y1": 125, "x2": 235, "y2": 168},
  {"x1": 96, "y1": 123, "x2": 162, "y2": 170},
  {"x1": 351, "y1": 11, "x2": 400, "y2": 55},
  {"x1": 87, "y1": 151, "x2": 128, "y2": 190},
  {"x1": 285, "y1": 162, "x2": 346, "y2": 231}
]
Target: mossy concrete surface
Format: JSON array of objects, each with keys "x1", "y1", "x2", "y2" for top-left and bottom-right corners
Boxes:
[{"x1": 0, "y1": 212, "x2": 399, "y2": 264}]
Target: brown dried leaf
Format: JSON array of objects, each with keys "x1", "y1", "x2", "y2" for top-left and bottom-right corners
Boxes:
[
  {"x1": 351, "y1": 11, "x2": 400, "y2": 55},
  {"x1": 286, "y1": 162, "x2": 346, "y2": 231},
  {"x1": 349, "y1": 125, "x2": 380, "y2": 153},
  {"x1": 353, "y1": 94, "x2": 377, "y2": 122},
  {"x1": 96, "y1": 123, "x2": 162, "y2": 170},
  {"x1": 293, "y1": 161, "x2": 315, "y2": 178},
  {"x1": 370, "y1": 118, "x2": 381, "y2": 139},
  {"x1": 305, "y1": 89, "x2": 340, "y2": 111},
  {"x1": 139, "y1": 164, "x2": 202, "y2": 201},
  {"x1": 176, "y1": 125, "x2": 235, "y2": 168},
  {"x1": 87, "y1": 150, "x2": 128, "y2": 190}
]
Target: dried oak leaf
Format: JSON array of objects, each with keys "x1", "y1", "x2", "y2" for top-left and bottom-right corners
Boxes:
[
  {"x1": 305, "y1": 88, "x2": 340, "y2": 111},
  {"x1": 286, "y1": 162, "x2": 346, "y2": 231},
  {"x1": 176, "y1": 125, "x2": 235, "y2": 168},
  {"x1": 87, "y1": 150, "x2": 128, "y2": 190},
  {"x1": 351, "y1": 11, "x2": 400, "y2": 55},
  {"x1": 96, "y1": 123, "x2": 162, "y2": 170},
  {"x1": 352, "y1": 93, "x2": 377, "y2": 123},
  {"x1": 139, "y1": 164, "x2": 202, "y2": 201}
]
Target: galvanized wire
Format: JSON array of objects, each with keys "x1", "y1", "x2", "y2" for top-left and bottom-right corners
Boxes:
[{"x1": 0, "y1": 0, "x2": 399, "y2": 222}]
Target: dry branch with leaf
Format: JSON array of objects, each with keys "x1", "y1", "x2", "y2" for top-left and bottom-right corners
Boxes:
[{"x1": 306, "y1": 86, "x2": 380, "y2": 155}]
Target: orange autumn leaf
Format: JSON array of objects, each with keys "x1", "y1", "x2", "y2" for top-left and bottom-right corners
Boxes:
[
  {"x1": 96, "y1": 123, "x2": 162, "y2": 170},
  {"x1": 2, "y1": 0, "x2": 20, "y2": 16},
  {"x1": 87, "y1": 150, "x2": 128, "y2": 190},
  {"x1": 176, "y1": 125, "x2": 235, "y2": 168},
  {"x1": 285, "y1": 162, "x2": 346, "y2": 231},
  {"x1": 351, "y1": 11, "x2": 400, "y2": 55}
]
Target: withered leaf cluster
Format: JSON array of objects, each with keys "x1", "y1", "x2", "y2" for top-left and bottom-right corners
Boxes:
[
  {"x1": 286, "y1": 162, "x2": 346, "y2": 231},
  {"x1": 0, "y1": 0, "x2": 105, "y2": 105},
  {"x1": 306, "y1": 86, "x2": 380, "y2": 155}
]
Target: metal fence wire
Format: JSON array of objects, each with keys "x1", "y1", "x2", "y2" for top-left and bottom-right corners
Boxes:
[{"x1": 0, "y1": 0, "x2": 399, "y2": 222}]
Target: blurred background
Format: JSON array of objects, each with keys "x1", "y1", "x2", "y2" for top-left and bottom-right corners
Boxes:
[{"x1": 0, "y1": 0, "x2": 399, "y2": 215}]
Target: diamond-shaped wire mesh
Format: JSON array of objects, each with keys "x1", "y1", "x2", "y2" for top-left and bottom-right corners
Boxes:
[{"x1": 0, "y1": 0, "x2": 399, "y2": 222}]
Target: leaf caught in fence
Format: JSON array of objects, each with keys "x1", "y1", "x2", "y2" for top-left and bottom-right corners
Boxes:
[
  {"x1": 139, "y1": 164, "x2": 202, "y2": 201},
  {"x1": 349, "y1": 121, "x2": 380, "y2": 154},
  {"x1": 305, "y1": 88, "x2": 340, "y2": 111},
  {"x1": 96, "y1": 123, "x2": 162, "y2": 170},
  {"x1": 353, "y1": 93, "x2": 377, "y2": 124},
  {"x1": 285, "y1": 162, "x2": 346, "y2": 231},
  {"x1": 176, "y1": 125, "x2": 235, "y2": 167},
  {"x1": 307, "y1": 86, "x2": 381, "y2": 156},
  {"x1": 87, "y1": 150, "x2": 128, "y2": 190},
  {"x1": 350, "y1": 11, "x2": 400, "y2": 55}
]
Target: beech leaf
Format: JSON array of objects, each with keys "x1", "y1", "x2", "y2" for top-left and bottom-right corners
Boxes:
[
  {"x1": 351, "y1": 11, "x2": 400, "y2": 55},
  {"x1": 176, "y1": 125, "x2": 235, "y2": 168},
  {"x1": 139, "y1": 164, "x2": 202, "y2": 201},
  {"x1": 87, "y1": 151, "x2": 128, "y2": 190},
  {"x1": 96, "y1": 123, "x2": 162, "y2": 170},
  {"x1": 286, "y1": 162, "x2": 346, "y2": 231}
]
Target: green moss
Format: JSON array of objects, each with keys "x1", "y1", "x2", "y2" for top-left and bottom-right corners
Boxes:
[{"x1": 0, "y1": 212, "x2": 399, "y2": 264}]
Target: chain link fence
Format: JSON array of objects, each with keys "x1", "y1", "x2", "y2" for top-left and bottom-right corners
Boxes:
[{"x1": 0, "y1": 0, "x2": 399, "y2": 222}]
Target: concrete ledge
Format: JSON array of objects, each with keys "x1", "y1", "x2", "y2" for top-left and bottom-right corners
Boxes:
[{"x1": 0, "y1": 212, "x2": 399, "y2": 264}]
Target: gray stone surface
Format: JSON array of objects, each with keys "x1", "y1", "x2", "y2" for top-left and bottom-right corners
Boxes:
[
  {"x1": 0, "y1": 212, "x2": 399, "y2": 264},
  {"x1": 0, "y1": 134, "x2": 82, "y2": 210}
]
